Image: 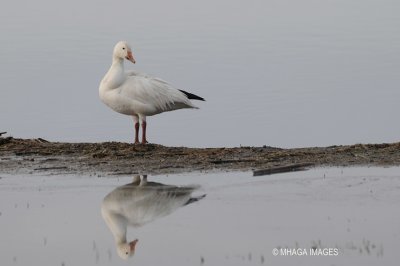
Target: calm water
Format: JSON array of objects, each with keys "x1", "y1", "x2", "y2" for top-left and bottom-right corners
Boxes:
[
  {"x1": 1, "y1": 168, "x2": 400, "y2": 265},
  {"x1": 1, "y1": 0, "x2": 399, "y2": 147}
]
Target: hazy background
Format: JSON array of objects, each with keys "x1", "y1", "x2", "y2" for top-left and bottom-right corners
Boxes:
[{"x1": 1, "y1": 0, "x2": 399, "y2": 148}]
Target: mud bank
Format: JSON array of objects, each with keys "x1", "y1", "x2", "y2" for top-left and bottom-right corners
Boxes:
[{"x1": 0, "y1": 137, "x2": 399, "y2": 176}]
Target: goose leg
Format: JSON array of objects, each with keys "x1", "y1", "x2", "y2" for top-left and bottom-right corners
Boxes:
[
  {"x1": 139, "y1": 115, "x2": 148, "y2": 144},
  {"x1": 141, "y1": 121, "x2": 148, "y2": 144},
  {"x1": 133, "y1": 115, "x2": 140, "y2": 144}
]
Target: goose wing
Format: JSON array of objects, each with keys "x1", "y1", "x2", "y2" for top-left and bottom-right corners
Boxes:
[{"x1": 120, "y1": 71, "x2": 197, "y2": 115}]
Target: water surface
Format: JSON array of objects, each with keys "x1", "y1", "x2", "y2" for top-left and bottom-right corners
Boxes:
[
  {"x1": 1, "y1": 0, "x2": 399, "y2": 147},
  {"x1": 0, "y1": 167, "x2": 399, "y2": 265}
]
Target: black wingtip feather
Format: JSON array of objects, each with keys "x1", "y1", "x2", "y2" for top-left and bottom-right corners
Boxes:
[{"x1": 179, "y1": 89, "x2": 205, "y2": 101}]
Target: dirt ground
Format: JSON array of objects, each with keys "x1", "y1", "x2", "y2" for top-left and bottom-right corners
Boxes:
[{"x1": 0, "y1": 137, "x2": 399, "y2": 176}]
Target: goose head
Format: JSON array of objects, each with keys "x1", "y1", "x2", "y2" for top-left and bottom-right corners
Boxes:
[
  {"x1": 113, "y1": 41, "x2": 136, "y2": 64},
  {"x1": 117, "y1": 239, "x2": 138, "y2": 259}
]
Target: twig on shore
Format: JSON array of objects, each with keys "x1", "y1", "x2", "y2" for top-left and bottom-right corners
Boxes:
[
  {"x1": 34, "y1": 166, "x2": 68, "y2": 171},
  {"x1": 253, "y1": 163, "x2": 315, "y2": 176}
]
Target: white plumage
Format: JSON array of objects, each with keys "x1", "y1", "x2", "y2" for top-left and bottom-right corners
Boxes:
[{"x1": 99, "y1": 41, "x2": 205, "y2": 144}]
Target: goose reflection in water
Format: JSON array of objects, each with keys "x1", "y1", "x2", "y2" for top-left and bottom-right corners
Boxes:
[{"x1": 101, "y1": 175, "x2": 205, "y2": 259}]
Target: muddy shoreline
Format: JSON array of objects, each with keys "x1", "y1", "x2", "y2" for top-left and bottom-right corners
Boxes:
[{"x1": 1, "y1": 137, "x2": 399, "y2": 176}]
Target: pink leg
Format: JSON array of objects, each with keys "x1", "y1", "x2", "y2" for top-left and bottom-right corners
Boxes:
[
  {"x1": 134, "y1": 122, "x2": 140, "y2": 144},
  {"x1": 141, "y1": 121, "x2": 148, "y2": 144},
  {"x1": 133, "y1": 116, "x2": 140, "y2": 144}
]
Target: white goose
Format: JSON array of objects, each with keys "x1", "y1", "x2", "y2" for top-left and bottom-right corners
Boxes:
[
  {"x1": 99, "y1": 41, "x2": 205, "y2": 144},
  {"x1": 101, "y1": 175, "x2": 205, "y2": 259}
]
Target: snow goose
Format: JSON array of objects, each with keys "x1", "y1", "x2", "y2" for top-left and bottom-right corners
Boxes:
[
  {"x1": 99, "y1": 41, "x2": 205, "y2": 144},
  {"x1": 101, "y1": 175, "x2": 205, "y2": 259}
]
